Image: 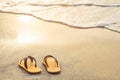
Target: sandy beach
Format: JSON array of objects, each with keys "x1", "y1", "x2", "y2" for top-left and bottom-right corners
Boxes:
[{"x1": 0, "y1": 12, "x2": 120, "y2": 80}]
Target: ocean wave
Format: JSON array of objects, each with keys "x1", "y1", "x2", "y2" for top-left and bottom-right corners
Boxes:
[
  {"x1": 0, "y1": 0, "x2": 120, "y2": 32},
  {"x1": 1, "y1": 0, "x2": 120, "y2": 5}
]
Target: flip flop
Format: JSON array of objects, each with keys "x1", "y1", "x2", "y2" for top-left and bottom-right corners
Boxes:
[
  {"x1": 18, "y1": 56, "x2": 41, "y2": 74},
  {"x1": 42, "y1": 55, "x2": 61, "y2": 73}
]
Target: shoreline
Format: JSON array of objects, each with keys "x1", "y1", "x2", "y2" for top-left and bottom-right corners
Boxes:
[
  {"x1": 0, "y1": 11, "x2": 120, "y2": 33},
  {"x1": 0, "y1": 12, "x2": 120, "y2": 80}
]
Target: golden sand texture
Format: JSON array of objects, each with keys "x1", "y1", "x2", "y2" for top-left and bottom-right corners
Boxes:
[{"x1": 0, "y1": 13, "x2": 120, "y2": 80}]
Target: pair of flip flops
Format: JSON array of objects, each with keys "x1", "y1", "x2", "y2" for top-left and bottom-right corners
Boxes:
[{"x1": 18, "y1": 55, "x2": 61, "y2": 74}]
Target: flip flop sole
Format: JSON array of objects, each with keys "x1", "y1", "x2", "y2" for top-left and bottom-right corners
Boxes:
[
  {"x1": 42, "y1": 55, "x2": 61, "y2": 73},
  {"x1": 18, "y1": 56, "x2": 41, "y2": 74},
  {"x1": 42, "y1": 61, "x2": 61, "y2": 73}
]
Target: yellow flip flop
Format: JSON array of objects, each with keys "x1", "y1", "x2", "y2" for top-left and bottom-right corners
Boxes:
[
  {"x1": 18, "y1": 56, "x2": 41, "y2": 74},
  {"x1": 42, "y1": 55, "x2": 61, "y2": 73}
]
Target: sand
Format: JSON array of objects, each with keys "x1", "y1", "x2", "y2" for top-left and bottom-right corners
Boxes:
[{"x1": 0, "y1": 12, "x2": 120, "y2": 80}]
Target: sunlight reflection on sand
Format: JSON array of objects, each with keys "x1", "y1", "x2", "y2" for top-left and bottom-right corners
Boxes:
[{"x1": 16, "y1": 15, "x2": 45, "y2": 43}]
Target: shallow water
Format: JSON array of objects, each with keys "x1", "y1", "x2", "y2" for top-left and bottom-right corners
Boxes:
[{"x1": 0, "y1": 0, "x2": 120, "y2": 32}]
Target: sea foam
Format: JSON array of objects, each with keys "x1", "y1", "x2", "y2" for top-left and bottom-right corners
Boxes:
[{"x1": 0, "y1": 0, "x2": 120, "y2": 32}]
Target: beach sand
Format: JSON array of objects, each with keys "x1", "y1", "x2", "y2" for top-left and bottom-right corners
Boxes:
[{"x1": 0, "y1": 12, "x2": 120, "y2": 80}]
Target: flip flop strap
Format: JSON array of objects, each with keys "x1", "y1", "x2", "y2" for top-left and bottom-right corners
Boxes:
[
  {"x1": 28, "y1": 56, "x2": 37, "y2": 67},
  {"x1": 44, "y1": 55, "x2": 59, "y2": 67},
  {"x1": 20, "y1": 56, "x2": 37, "y2": 69}
]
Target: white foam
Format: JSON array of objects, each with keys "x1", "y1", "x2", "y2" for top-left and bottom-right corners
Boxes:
[{"x1": 0, "y1": 0, "x2": 120, "y2": 32}]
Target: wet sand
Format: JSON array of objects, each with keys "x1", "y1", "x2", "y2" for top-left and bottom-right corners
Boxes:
[{"x1": 0, "y1": 12, "x2": 120, "y2": 80}]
